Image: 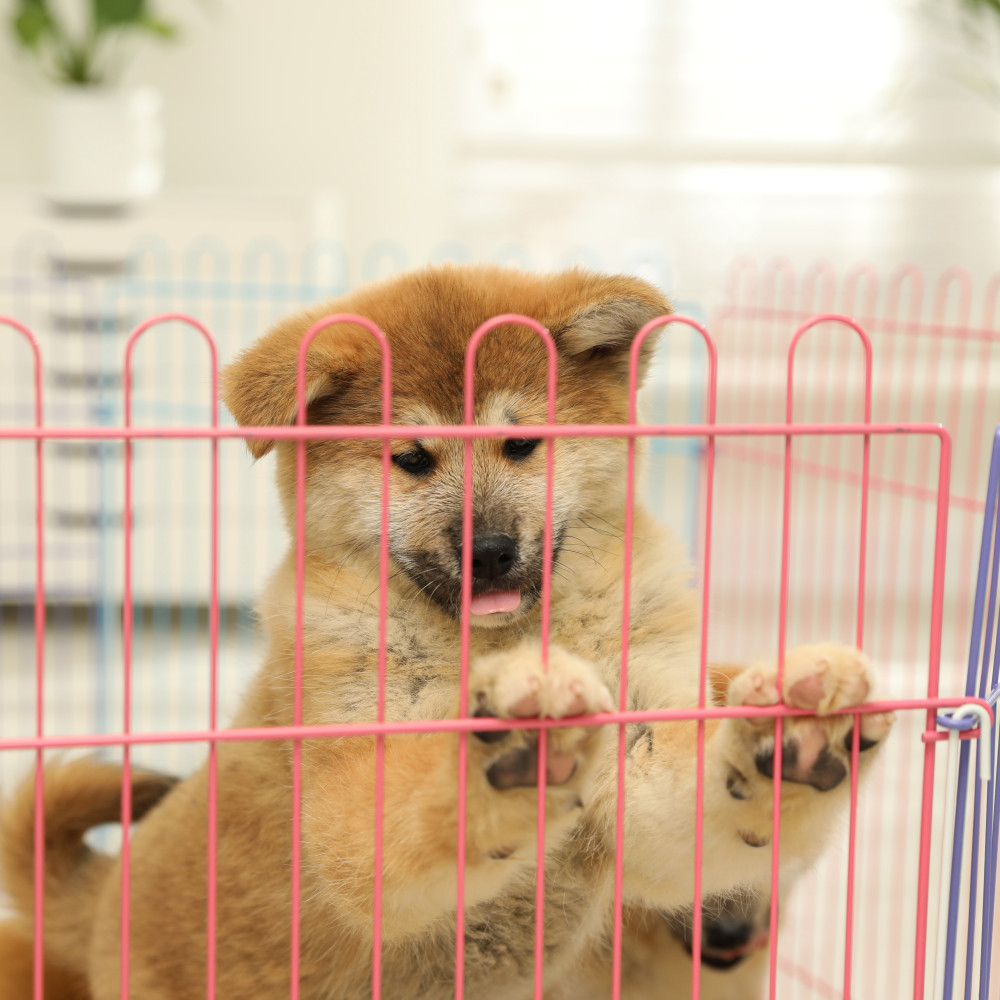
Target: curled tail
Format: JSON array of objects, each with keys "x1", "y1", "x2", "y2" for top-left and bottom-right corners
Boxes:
[{"x1": 0, "y1": 756, "x2": 177, "y2": 994}]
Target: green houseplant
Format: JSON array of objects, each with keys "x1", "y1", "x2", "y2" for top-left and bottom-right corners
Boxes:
[
  {"x1": 8, "y1": 1, "x2": 194, "y2": 208},
  {"x1": 10, "y1": 0, "x2": 177, "y2": 86}
]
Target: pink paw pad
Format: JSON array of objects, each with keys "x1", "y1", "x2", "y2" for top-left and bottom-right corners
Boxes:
[
  {"x1": 787, "y1": 722, "x2": 827, "y2": 777},
  {"x1": 510, "y1": 677, "x2": 542, "y2": 717},
  {"x1": 545, "y1": 750, "x2": 578, "y2": 785},
  {"x1": 788, "y1": 667, "x2": 828, "y2": 711}
]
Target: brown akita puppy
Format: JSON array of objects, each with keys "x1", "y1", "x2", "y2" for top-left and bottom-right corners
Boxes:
[{"x1": 0, "y1": 265, "x2": 893, "y2": 999}]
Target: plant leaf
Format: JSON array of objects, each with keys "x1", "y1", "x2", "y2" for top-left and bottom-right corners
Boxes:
[
  {"x1": 138, "y1": 13, "x2": 177, "y2": 39},
  {"x1": 53, "y1": 45, "x2": 94, "y2": 85},
  {"x1": 92, "y1": 0, "x2": 148, "y2": 29},
  {"x1": 967, "y1": 0, "x2": 1000, "y2": 16},
  {"x1": 12, "y1": 5, "x2": 53, "y2": 51}
]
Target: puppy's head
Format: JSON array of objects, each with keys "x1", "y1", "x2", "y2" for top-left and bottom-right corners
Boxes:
[{"x1": 221, "y1": 265, "x2": 670, "y2": 627}]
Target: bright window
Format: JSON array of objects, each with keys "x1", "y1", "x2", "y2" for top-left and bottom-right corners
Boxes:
[{"x1": 463, "y1": 0, "x2": 905, "y2": 154}]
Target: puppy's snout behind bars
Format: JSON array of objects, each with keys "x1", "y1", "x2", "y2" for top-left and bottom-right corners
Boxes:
[
  {"x1": 460, "y1": 532, "x2": 519, "y2": 580},
  {"x1": 704, "y1": 915, "x2": 756, "y2": 952}
]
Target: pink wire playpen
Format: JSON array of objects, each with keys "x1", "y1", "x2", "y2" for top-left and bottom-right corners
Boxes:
[{"x1": 0, "y1": 255, "x2": 998, "y2": 999}]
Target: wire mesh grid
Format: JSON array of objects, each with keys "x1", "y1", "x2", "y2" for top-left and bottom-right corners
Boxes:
[
  {"x1": 708, "y1": 259, "x2": 1000, "y2": 998},
  {"x1": 0, "y1": 258, "x2": 996, "y2": 999}
]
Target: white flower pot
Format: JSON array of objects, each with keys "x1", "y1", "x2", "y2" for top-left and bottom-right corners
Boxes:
[{"x1": 40, "y1": 86, "x2": 164, "y2": 210}]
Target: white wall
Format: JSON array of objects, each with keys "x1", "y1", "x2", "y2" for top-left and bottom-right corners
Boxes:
[
  {"x1": 4, "y1": 0, "x2": 1000, "y2": 287},
  {"x1": 0, "y1": 0, "x2": 460, "y2": 254}
]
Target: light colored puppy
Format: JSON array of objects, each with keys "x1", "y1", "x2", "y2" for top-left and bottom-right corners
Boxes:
[{"x1": 0, "y1": 265, "x2": 892, "y2": 998}]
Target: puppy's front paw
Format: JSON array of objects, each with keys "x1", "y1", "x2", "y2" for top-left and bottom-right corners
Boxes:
[
  {"x1": 469, "y1": 642, "x2": 613, "y2": 791},
  {"x1": 728, "y1": 644, "x2": 894, "y2": 793}
]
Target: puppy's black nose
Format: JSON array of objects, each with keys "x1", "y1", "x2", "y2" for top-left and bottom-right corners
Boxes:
[
  {"x1": 462, "y1": 533, "x2": 517, "y2": 581},
  {"x1": 704, "y1": 916, "x2": 755, "y2": 952}
]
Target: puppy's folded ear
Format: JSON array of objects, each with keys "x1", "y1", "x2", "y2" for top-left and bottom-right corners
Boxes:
[
  {"x1": 221, "y1": 307, "x2": 374, "y2": 459},
  {"x1": 549, "y1": 273, "x2": 672, "y2": 383}
]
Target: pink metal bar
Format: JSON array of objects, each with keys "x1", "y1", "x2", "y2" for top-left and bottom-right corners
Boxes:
[
  {"x1": 714, "y1": 442, "x2": 984, "y2": 516},
  {"x1": 852, "y1": 336, "x2": 872, "y2": 999},
  {"x1": 778, "y1": 313, "x2": 874, "y2": 1000},
  {"x1": 842, "y1": 263, "x2": 880, "y2": 327},
  {"x1": 801, "y1": 273, "x2": 840, "y2": 643},
  {"x1": 200, "y1": 324, "x2": 220, "y2": 1000},
  {"x1": 770, "y1": 415, "x2": 791, "y2": 998},
  {"x1": 948, "y1": 276, "x2": 999, "y2": 665},
  {"x1": 725, "y1": 259, "x2": 759, "y2": 658},
  {"x1": 618, "y1": 315, "x2": 717, "y2": 1000},
  {"x1": 745, "y1": 260, "x2": 795, "y2": 660},
  {"x1": 0, "y1": 316, "x2": 45, "y2": 1000},
  {"x1": 840, "y1": 267, "x2": 877, "y2": 638},
  {"x1": 884, "y1": 265, "x2": 926, "y2": 328},
  {"x1": 461, "y1": 315, "x2": 556, "y2": 1000},
  {"x1": 294, "y1": 314, "x2": 392, "y2": 1000},
  {"x1": 0, "y1": 695, "x2": 986, "y2": 753},
  {"x1": 921, "y1": 272, "x2": 972, "y2": 666},
  {"x1": 906, "y1": 272, "x2": 967, "y2": 998},
  {"x1": 123, "y1": 313, "x2": 219, "y2": 999},
  {"x1": 764, "y1": 258, "x2": 798, "y2": 318},
  {"x1": 844, "y1": 714, "x2": 862, "y2": 996},
  {"x1": 723, "y1": 255, "x2": 758, "y2": 309},
  {"x1": 922, "y1": 728, "x2": 985, "y2": 744},
  {"x1": 0, "y1": 419, "x2": 958, "y2": 442},
  {"x1": 882, "y1": 264, "x2": 925, "y2": 1000},
  {"x1": 799, "y1": 260, "x2": 837, "y2": 317},
  {"x1": 912, "y1": 428, "x2": 953, "y2": 999},
  {"x1": 716, "y1": 260, "x2": 757, "y2": 389},
  {"x1": 717, "y1": 308, "x2": 1000, "y2": 346},
  {"x1": 796, "y1": 264, "x2": 839, "y2": 650}
]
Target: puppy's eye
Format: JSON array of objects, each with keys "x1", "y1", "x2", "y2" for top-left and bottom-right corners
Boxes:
[
  {"x1": 503, "y1": 438, "x2": 542, "y2": 461},
  {"x1": 392, "y1": 448, "x2": 434, "y2": 476}
]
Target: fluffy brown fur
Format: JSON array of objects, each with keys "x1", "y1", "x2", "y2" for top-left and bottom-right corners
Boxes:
[
  {"x1": 0, "y1": 265, "x2": 893, "y2": 999},
  {"x1": 0, "y1": 922, "x2": 90, "y2": 1000}
]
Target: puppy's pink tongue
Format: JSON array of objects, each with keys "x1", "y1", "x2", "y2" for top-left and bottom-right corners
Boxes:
[{"x1": 469, "y1": 590, "x2": 521, "y2": 615}]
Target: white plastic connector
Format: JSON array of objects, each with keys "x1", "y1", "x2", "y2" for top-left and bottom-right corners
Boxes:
[{"x1": 949, "y1": 703, "x2": 994, "y2": 782}]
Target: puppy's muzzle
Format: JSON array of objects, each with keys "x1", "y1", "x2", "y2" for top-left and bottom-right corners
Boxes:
[{"x1": 457, "y1": 533, "x2": 518, "y2": 582}]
